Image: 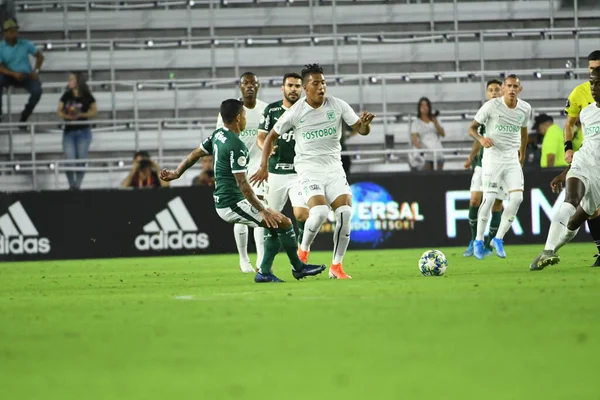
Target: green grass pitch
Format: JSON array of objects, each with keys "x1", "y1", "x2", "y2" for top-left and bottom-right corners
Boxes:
[{"x1": 1, "y1": 244, "x2": 600, "y2": 399}]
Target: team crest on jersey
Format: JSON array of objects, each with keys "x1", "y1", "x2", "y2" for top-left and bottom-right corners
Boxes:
[
  {"x1": 565, "y1": 99, "x2": 571, "y2": 109},
  {"x1": 237, "y1": 156, "x2": 247, "y2": 167},
  {"x1": 260, "y1": 114, "x2": 266, "y2": 124},
  {"x1": 326, "y1": 110, "x2": 336, "y2": 121},
  {"x1": 517, "y1": 113, "x2": 524, "y2": 123}
]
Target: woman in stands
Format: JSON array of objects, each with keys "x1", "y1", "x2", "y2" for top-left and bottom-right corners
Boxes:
[
  {"x1": 57, "y1": 72, "x2": 97, "y2": 190},
  {"x1": 411, "y1": 97, "x2": 446, "y2": 171}
]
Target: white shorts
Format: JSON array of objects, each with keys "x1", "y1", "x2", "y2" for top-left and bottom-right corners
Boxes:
[
  {"x1": 299, "y1": 172, "x2": 352, "y2": 204},
  {"x1": 265, "y1": 172, "x2": 307, "y2": 212},
  {"x1": 481, "y1": 160, "x2": 523, "y2": 194},
  {"x1": 470, "y1": 165, "x2": 507, "y2": 201},
  {"x1": 566, "y1": 152, "x2": 600, "y2": 215},
  {"x1": 215, "y1": 199, "x2": 263, "y2": 228}
]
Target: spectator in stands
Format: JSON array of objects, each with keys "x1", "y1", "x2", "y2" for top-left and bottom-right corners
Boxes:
[
  {"x1": 57, "y1": 72, "x2": 97, "y2": 190},
  {"x1": 534, "y1": 114, "x2": 568, "y2": 168},
  {"x1": 0, "y1": 19, "x2": 43, "y2": 124},
  {"x1": 121, "y1": 151, "x2": 169, "y2": 189},
  {"x1": 191, "y1": 155, "x2": 214, "y2": 186},
  {"x1": 411, "y1": 97, "x2": 445, "y2": 170}
]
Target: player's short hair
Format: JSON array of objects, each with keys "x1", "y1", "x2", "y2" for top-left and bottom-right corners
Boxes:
[
  {"x1": 239, "y1": 72, "x2": 258, "y2": 83},
  {"x1": 486, "y1": 79, "x2": 502, "y2": 88},
  {"x1": 588, "y1": 50, "x2": 600, "y2": 61},
  {"x1": 220, "y1": 99, "x2": 244, "y2": 124},
  {"x1": 504, "y1": 74, "x2": 520, "y2": 83},
  {"x1": 283, "y1": 72, "x2": 302, "y2": 85},
  {"x1": 301, "y1": 64, "x2": 324, "y2": 82}
]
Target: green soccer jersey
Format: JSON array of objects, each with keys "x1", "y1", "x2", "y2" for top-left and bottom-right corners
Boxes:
[
  {"x1": 258, "y1": 100, "x2": 297, "y2": 175},
  {"x1": 475, "y1": 124, "x2": 486, "y2": 167},
  {"x1": 200, "y1": 128, "x2": 249, "y2": 209}
]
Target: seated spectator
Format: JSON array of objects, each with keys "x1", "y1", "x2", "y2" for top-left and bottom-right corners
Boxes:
[
  {"x1": 57, "y1": 72, "x2": 97, "y2": 190},
  {"x1": 411, "y1": 97, "x2": 445, "y2": 171},
  {"x1": 121, "y1": 151, "x2": 169, "y2": 189},
  {"x1": 0, "y1": 19, "x2": 43, "y2": 124},
  {"x1": 191, "y1": 155, "x2": 215, "y2": 187},
  {"x1": 535, "y1": 114, "x2": 568, "y2": 168}
]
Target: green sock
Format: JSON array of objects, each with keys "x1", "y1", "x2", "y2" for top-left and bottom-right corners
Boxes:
[
  {"x1": 468, "y1": 205, "x2": 479, "y2": 242},
  {"x1": 259, "y1": 229, "x2": 280, "y2": 275},
  {"x1": 278, "y1": 225, "x2": 304, "y2": 271},
  {"x1": 486, "y1": 210, "x2": 503, "y2": 247},
  {"x1": 296, "y1": 221, "x2": 305, "y2": 245}
]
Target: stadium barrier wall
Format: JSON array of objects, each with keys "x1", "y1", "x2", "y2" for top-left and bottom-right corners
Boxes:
[{"x1": 0, "y1": 169, "x2": 589, "y2": 262}]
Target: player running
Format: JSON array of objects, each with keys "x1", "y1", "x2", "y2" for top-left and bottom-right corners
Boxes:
[
  {"x1": 161, "y1": 99, "x2": 326, "y2": 283},
  {"x1": 530, "y1": 67, "x2": 600, "y2": 270},
  {"x1": 216, "y1": 72, "x2": 268, "y2": 274},
  {"x1": 257, "y1": 73, "x2": 309, "y2": 246},
  {"x1": 561, "y1": 50, "x2": 600, "y2": 266},
  {"x1": 463, "y1": 79, "x2": 506, "y2": 257},
  {"x1": 251, "y1": 64, "x2": 375, "y2": 279},
  {"x1": 468, "y1": 74, "x2": 531, "y2": 260}
]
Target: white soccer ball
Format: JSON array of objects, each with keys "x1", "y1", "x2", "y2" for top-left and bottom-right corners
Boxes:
[{"x1": 418, "y1": 249, "x2": 448, "y2": 276}]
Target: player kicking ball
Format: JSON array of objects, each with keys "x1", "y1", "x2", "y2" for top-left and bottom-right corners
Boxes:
[
  {"x1": 531, "y1": 67, "x2": 600, "y2": 270},
  {"x1": 467, "y1": 74, "x2": 531, "y2": 259},
  {"x1": 160, "y1": 99, "x2": 326, "y2": 283},
  {"x1": 463, "y1": 79, "x2": 507, "y2": 257},
  {"x1": 251, "y1": 63, "x2": 375, "y2": 279}
]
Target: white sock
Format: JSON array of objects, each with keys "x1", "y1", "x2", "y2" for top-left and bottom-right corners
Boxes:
[
  {"x1": 233, "y1": 224, "x2": 250, "y2": 263},
  {"x1": 544, "y1": 202, "x2": 577, "y2": 251},
  {"x1": 556, "y1": 227, "x2": 579, "y2": 252},
  {"x1": 301, "y1": 205, "x2": 329, "y2": 251},
  {"x1": 496, "y1": 191, "x2": 523, "y2": 240},
  {"x1": 332, "y1": 205, "x2": 352, "y2": 265},
  {"x1": 476, "y1": 192, "x2": 495, "y2": 241},
  {"x1": 253, "y1": 227, "x2": 265, "y2": 269}
]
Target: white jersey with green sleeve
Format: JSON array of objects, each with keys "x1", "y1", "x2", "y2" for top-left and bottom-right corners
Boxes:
[
  {"x1": 272, "y1": 96, "x2": 360, "y2": 177},
  {"x1": 216, "y1": 99, "x2": 268, "y2": 175},
  {"x1": 474, "y1": 97, "x2": 532, "y2": 164}
]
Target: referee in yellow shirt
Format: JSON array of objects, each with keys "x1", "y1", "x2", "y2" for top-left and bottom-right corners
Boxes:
[
  {"x1": 558, "y1": 50, "x2": 600, "y2": 266},
  {"x1": 535, "y1": 114, "x2": 568, "y2": 168}
]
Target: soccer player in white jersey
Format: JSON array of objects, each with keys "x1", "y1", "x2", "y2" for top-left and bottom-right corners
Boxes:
[
  {"x1": 216, "y1": 72, "x2": 268, "y2": 273},
  {"x1": 530, "y1": 67, "x2": 600, "y2": 270},
  {"x1": 251, "y1": 64, "x2": 375, "y2": 279},
  {"x1": 468, "y1": 74, "x2": 531, "y2": 260}
]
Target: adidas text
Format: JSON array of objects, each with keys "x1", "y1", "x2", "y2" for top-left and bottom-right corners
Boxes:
[
  {"x1": 135, "y1": 231, "x2": 210, "y2": 251},
  {"x1": 0, "y1": 236, "x2": 51, "y2": 254}
]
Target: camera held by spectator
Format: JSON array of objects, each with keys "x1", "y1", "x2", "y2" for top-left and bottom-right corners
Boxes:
[{"x1": 121, "y1": 151, "x2": 169, "y2": 189}]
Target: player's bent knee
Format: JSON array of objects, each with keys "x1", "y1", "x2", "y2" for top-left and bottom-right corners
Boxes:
[
  {"x1": 310, "y1": 204, "x2": 330, "y2": 223},
  {"x1": 492, "y1": 200, "x2": 503, "y2": 212},
  {"x1": 293, "y1": 207, "x2": 309, "y2": 222},
  {"x1": 509, "y1": 190, "x2": 523, "y2": 204}
]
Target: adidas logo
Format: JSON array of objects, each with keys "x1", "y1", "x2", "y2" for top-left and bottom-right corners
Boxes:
[
  {"x1": 134, "y1": 197, "x2": 210, "y2": 251},
  {"x1": 0, "y1": 201, "x2": 50, "y2": 255}
]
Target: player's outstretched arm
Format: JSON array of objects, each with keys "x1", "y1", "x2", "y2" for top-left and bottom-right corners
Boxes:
[
  {"x1": 352, "y1": 111, "x2": 376, "y2": 135},
  {"x1": 160, "y1": 147, "x2": 208, "y2": 181},
  {"x1": 519, "y1": 127, "x2": 528, "y2": 165},
  {"x1": 468, "y1": 120, "x2": 493, "y2": 148},
  {"x1": 234, "y1": 172, "x2": 282, "y2": 228},
  {"x1": 563, "y1": 115, "x2": 577, "y2": 164},
  {"x1": 465, "y1": 140, "x2": 481, "y2": 169},
  {"x1": 551, "y1": 166, "x2": 571, "y2": 193},
  {"x1": 250, "y1": 128, "x2": 279, "y2": 186}
]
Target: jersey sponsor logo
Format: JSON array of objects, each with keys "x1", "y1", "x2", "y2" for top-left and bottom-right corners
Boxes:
[
  {"x1": 494, "y1": 124, "x2": 519, "y2": 133},
  {"x1": 301, "y1": 126, "x2": 337, "y2": 140},
  {"x1": 240, "y1": 128, "x2": 258, "y2": 137},
  {"x1": 585, "y1": 125, "x2": 600, "y2": 135},
  {"x1": 135, "y1": 197, "x2": 210, "y2": 251},
  {"x1": 326, "y1": 110, "x2": 336, "y2": 121},
  {"x1": 0, "y1": 201, "x2": 50, "y2": 255},
  {"x1": 237, "y1": 156, "x2": 247, "y2": 167},
  {"x1": 280, "y1": 131, "x2": 294, "y2": 142}
]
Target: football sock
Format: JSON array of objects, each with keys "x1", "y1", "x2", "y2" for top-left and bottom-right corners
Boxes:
[
  {"x1": 278, "y1": 225, "x2": 304, "y2": 271},
  {"x1": 486, "y1": 210, "x2": 503, "y2": 247},
  {"x1": 332, "y1": 205, "x2": 352, "y2": 264},
  {"x1": 496, "y1": 191, "x2": 523, "y2": 240},
  {"x1": 296, "y1": 220, "x2": 305, "y2": 245},
  {"x1": 468, "y1": 205, "x2": 479, "y2": 242},
  {"x1": 556, "y1": 227, "x2": 579, "y2": 253},
  {"x1": 258, "y1": 229, "x2": 280, "y2": 275},
  {"x1": 253, "y1": 227, "x2": 265, "y2": 269},
  {"x1": 586, "y1": 217, "x2": 600, "y2": 253},
  {"x1": 301, "y1": 205, "x2": 329, "y2": 252},
  {"x1": 545, "y1": 202, "x2": 577, "y2": 251},
  {"x1": 476, "y1": 192, "x2": 495, "y2": 241},
  {"x1": 233, "y1": 223, "x2": 250, "y2": 263}
]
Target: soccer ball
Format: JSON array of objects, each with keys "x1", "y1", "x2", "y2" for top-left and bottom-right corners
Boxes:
[{"x1": 418, "y1": 249, "x2": 448, "y2": 276}]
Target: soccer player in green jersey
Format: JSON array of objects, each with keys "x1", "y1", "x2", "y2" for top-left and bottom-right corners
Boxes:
[
  {"x1": 257, "y1": 72, "x2": 309, "y2": 248},
  {"x1": 160, "y1": 99, "x2": 326, "y2": 283},
  {"x1": 463, "y1": 79, "x2": 505, "y2": 257}
]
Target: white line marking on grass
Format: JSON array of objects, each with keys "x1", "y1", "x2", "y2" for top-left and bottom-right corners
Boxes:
[{"x1": 174, "y1": 295, "x2": 196, "y2": 300}]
